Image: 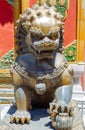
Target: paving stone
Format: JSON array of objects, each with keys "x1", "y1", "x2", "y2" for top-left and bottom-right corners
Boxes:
[{"x1": 0, "y1": 105, "x2": 84, "y2": 130}]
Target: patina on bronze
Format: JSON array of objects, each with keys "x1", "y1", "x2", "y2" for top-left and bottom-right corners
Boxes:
[{"x1": 10, "y1": 4, "x2": 74, "y2": 129}]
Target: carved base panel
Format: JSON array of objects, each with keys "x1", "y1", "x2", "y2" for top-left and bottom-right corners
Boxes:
[{"x1": 0, "y1": 104, "x2": 84, "y2": 130}]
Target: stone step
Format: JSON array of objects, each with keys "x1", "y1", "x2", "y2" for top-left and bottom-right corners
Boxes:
[
  {"x1": 0, "y1": 84, "x2": 13, "y2": 89},
  {"x1": 0, "y1": 69, "x2": 12, "y2": 84},
  {"x1": 0, "y1": 88, "x2": 14, "y2": 98},
  {"x1": 0, "y1": 85, "x2": 14, "y2": 104}
]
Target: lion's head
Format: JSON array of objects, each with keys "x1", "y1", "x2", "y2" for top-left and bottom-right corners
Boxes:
[{"x1": 15, "y1": 4, "x2": 64, "y2": 60}]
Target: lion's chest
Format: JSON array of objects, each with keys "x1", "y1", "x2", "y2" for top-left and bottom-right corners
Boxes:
[
  {"x1": 22, "y1": 73, "x2": 60, "y2": 91},
  {"x1": 16, "y1": 53, "x2": 54, "y2": 72},
  {"x1": 16, "y1": 54, "x2": 56, "y2": 88},
  {"x1": 15, "y1": 53, "x2": 67, "y2": 90}
]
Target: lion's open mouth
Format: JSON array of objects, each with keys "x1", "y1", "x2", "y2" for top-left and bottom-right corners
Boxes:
[
  {"x1": 29, "y1": 41, "x2": 57, "y2": 59},
  {"x1": 37, "y1": 50, "x2": 54, "y2": 59},
  {"x1": 30, "y1": 44, "x2": 55, "y2": 59}
]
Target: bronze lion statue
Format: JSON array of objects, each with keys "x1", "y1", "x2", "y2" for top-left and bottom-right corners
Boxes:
[{"x1": 10, "y1": 4, "x2": 73, "y2": 128}]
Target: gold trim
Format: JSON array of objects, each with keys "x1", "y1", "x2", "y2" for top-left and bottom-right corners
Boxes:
[
  {"x1": 77, "y1": 0, "x2": 85, "y2": 62},
  {"x1": 14, "y1": 0, "x2": 21, "y2": 25},
  {"x1": 14, "y1": 0, "x2": 21, "y2": 59},
  {"x1": 21, "y1": 0, "x2": 29, "y2": 13},
  {"x1": 14, "y1": 0, "x2": 30, "y2": 59},
  {"x1": 0, "y1": 69, "x2": 10, "y2": 74}
]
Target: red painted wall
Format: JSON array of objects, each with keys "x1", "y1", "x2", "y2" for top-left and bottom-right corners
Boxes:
[
  {"x1": 64, "y1": 0, "x2": 77, "y2": 46},
  {"x1": 29, "y1": 0, "x2": 37, "y2": 7},
  {"x1": 0, "y1": 0, "x2": 14, "y2": 57}
]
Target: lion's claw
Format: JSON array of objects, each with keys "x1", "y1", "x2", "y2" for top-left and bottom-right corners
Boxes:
[
  {"x1": 50, "y1": 101, "x2": 73, "y2": 115},
  {"x1": 49, "y1": 101, "x2": 74, "y2": 130},
  {"x1": 10, "y1": 110, "x2": 31, "y2": 124}
]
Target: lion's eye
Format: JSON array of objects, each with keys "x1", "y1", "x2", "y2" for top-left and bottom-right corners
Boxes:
[
  {"x1": 49, "y1": 33, "x2": 59, "y2": 40},
  {"x1": 31, "y1": 33, "x2": 44, "y2": 42}
]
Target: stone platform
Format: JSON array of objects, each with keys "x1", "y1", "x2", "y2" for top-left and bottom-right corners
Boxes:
[{"x1": 0, "y1": 105, "x2": 85, "y2": 130}]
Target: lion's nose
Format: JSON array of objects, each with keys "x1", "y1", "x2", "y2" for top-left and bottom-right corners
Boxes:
[{"x1": 43, "y1": 36, "x2": 50, "y2": 43}]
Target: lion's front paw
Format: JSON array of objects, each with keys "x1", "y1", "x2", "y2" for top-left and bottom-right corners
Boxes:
[
  {"x1": 49, "y1": 102, "x2": 74, "y2": 130},
  {"x1": 10, "y1": 110, "x2": 31, "y2": 124}
]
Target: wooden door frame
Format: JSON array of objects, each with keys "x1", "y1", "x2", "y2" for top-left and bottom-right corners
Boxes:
[{"x1": 77, "y1": 0, "x2": 85, "y2": 63}]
